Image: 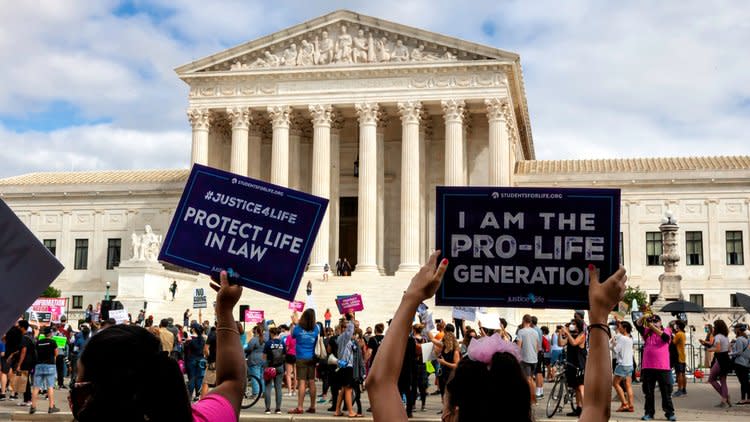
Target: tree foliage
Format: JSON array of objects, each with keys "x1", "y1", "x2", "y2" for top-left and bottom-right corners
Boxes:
[
  {"x1": 41, "y1": 285, "x2": 61, "y2": 298},
  {"x1": 624, "y1": 285, "x2": 648, "y2": 310}
]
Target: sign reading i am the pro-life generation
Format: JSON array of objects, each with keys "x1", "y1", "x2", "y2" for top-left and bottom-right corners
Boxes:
[
  {"x1": 159, "y1": 164, "x2": 329, "y2": 302},
  {"x1": 436, "y1": 187, "x2": 620, "y2": 309}
]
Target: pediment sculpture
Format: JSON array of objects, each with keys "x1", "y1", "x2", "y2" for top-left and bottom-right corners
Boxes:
[
  {"x1": 227, "y1": 23, "x2": 460, "y2": 71},
  {"x1": 129, "y1": 224, "x2": 163, "y2": 262}
]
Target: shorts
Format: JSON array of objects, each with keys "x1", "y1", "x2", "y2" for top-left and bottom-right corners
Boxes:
[
  {"x1": 296, "y1": 359, "x2": 316, "y2": 381},
  {"x1": 614, "y1": 364, "x2": 634, "y2": 378},
  {"x1": 565, "y1": 366, "x2": 584, "y2": 388},
  {"x1": 285, "y1": 354, "x2": 297, "y2": 365},
  {"x1": 550, "y1": 349, "x2": 563, "y2": 365},
  {"x1": 204, "y1": 363, "x2": 217, "y2": 386},
  {"x1": 535, "y1": 352, "x2": 545, "y2": 374},
  {"x1": 33, "y1": 364, "x2": 57, "y2": 390},
  {"x1": 0, "y1": 357, "x2": 9, "y2": 374},
  {"x1": 336, "y1": 366, "x2": 355, "y2": 387},
  {"x1": 674, "y1": 362, "x2": 686, "y2": 374},
  {"x1": 521, "y1": 362, "x2": 536, "y2": 378}
]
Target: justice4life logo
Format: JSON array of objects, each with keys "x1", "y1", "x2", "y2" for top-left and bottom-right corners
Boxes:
[{"x1": 507, "y1": 293, "x2": 545, "y2": 304}]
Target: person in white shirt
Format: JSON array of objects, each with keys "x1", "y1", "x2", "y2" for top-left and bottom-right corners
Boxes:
[{"x1": 612, "y1": 321, "x2": 635, "y2": 412}]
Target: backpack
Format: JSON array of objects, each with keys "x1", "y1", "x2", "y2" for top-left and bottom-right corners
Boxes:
[
  {"x1": 269, "y1": 344, "x2": 285, "y2": 367},
  {"x1": 542, "y1": 335, "x2": 551, "y2": 353}
]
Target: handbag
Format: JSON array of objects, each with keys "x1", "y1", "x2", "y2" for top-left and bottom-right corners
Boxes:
[
  {"x1": 263, "y1": 367, "x2": 277, "y2": 381},
  {"x1": 315, "y1": 334, "x2": 328, "y2": 360},
  {"x1": 327, "y1": 353, "x2": 339, "y2": 366}
]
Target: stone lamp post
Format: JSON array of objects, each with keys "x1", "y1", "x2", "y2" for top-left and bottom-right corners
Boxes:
[{"x1": 653, "y1": 210, "x2": 683, "y2": 310}]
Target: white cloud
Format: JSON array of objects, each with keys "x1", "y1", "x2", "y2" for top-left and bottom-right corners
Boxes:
[{"x1": 0, "y1": 0, "x2": 748, "y2": 178}]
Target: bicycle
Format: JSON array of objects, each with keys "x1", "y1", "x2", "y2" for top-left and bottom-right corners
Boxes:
[
  {"x1": 241, "y1": 373, "x2": 264, "y2": 409},
  {"x1": 546, "y1": 361, "x2": 579, "y2": 418}
]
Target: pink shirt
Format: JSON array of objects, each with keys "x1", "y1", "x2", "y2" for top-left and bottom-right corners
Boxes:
[
  {"x1": 192, "y1": 394, "x2": 236, "y2": 422},
  {"x1": 641, "y1": 327, "x2": 672, "y2": 370},
  {"x1": 285, "y1": 334, "x2": 296, "y2": 356}
]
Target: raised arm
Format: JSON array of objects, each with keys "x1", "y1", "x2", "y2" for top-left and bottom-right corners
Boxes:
[
  {"x1": 366, "y1": 251, "x2": 447, "y2": 422},
  {"x1": 579, "y1": 265, "x2": 627, "y2": 422},
  {"x1": 208, "y1": 270, "x2": 246, "y2": 416}
]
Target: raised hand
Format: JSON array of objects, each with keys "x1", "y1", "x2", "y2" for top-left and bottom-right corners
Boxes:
[
  {"x1": 210, "y1": 270, "x2": 243, "y2": 314},
  {"x1": 588, "y1": 265, "x2": 627, "y2": 323},
  {"x1": 404, "y1": 250, "x2": 448, "y2": 303}
]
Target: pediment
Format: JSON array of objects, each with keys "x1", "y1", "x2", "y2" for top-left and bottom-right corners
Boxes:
[{"x1": 176, "y1": 10, "x2": 519, "y2": 74}]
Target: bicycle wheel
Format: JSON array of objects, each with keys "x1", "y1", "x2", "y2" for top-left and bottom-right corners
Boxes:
[
  {"x1": 241, "y1": 374, "x2": 263, "y2": 409},
  {"x1": 568, "y1": 387, "x2": 577, "y2": 413},
  {"x1": 546, "y1": 377, "x2": 565, "y2": 418}
]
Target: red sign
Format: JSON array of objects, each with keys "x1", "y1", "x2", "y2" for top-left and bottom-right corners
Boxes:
[
  {"x1": 244, "y1": 309, "x2": 265, "y2": 323},
  {"x1": 29, "y1": 298, "x2": 68, "y2": 324}
]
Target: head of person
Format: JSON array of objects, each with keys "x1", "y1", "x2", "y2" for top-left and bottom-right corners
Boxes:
[
  {"x1": 252, "y1": 325, "x2": 262, "y2": 337},
  {"x1": 713, "y1": 319, "x2": 729, "y2": 337},
  {"x1": 647, "y1": 314, "x2": 662, "y2": 330},
  {"x1": 18, "y1": 319, "x2": 29, "y2": 334},
  {"x1": 619, "y1": 321, "x2": 632, "y2": 335},
  {"x1": 159, "y1": 318, "x2": 169, "y2": 328},
  {"x1": 499, "y1": 318, "x2": 508, "y2": 330},
  {"x1": 445, "y1": 323, "x2": 455, "y2": 334},
  {"x1": 298, "y1": 308, "x2": 316, "y2": 331},
  {"x1": 436, "y1": 319, "x2": 445, "y2": 331},
  {"x1": 444, "y1": 338, "x2": 531, "y2": 422},
  {"x1": 74, "y1": 325, "x2": 191, "y2": 422},
  {"x1": 674, "y1": 320, "x2": 685, "y2": 332},
  {"x1": 269, "y1": 327, "x2": 280, "y2": 338},
  {"x1": 734, "y1": 324, "x2": 747, "y2": 336},
  {"x1": 522, "y1": 314, "x2": 532, "y2": 327},
  {"x1": 530, "y1": 316, "x2": 538, "y2": 327},
  {"x1": 443, "y1": 331, "x2": 459, "y2": 353},
  {"x1": 41, "y1": 326, "x2": 52, "y2": 338},
  {"x1": 574, "y1": 310, "x2": 585, "y2": 321},
  {"x1": 374, "y1": 323, "x2": 384, "y2": 335},
  {"x1": 191, "y1": 325, "x2": 203, "y2": 337},
  {"x1": 568, "y1": 319, "x2": 583, "y2": 337},
  {"x1": 541, "y1": 326, "x2": 549, "y2": 336},
  {"x1": 705, "y1": 323, "x2": 713, "y2": 334},
  {"x1": 412, "y1": 323, "x2": 424, "y2": 336}
]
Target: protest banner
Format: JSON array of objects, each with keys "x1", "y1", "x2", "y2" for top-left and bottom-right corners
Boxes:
[
  {"x1": 193, "y1": 288, "x2": 208, "y2": 309},
  {"x1": 288, "y1": 301, "x2": 305, "y2": 312},
  {"x1": 159, "y1": 164, "x2": 329, "y2": 302},
  {"x1": 436, "y1": 186, "x2": 620, "y2": 309},
  {"x1": 335, "y1": 294, "x2": 364, "y2": 314},
  {"x1": 451, "y1": 306, "x2": 476, "y2": 321},
  {"x1": 0, "y1": 199, "x2": 65, "y2": 336},
  {"x1": 29, "y1": 298, "x2": 67, "y2": 324},
  {"x1": 108, "y1": 309, "x2": 129, "y2": 324},
  {"x1": 244, "y1": 309, "x2": 265, "y2": 323}
]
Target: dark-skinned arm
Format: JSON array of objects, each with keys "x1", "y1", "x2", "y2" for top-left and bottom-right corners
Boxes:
[
  {"x1": 579, "y1": 266, "x2": 627, "y2": 422},
  {"x1": 366, "y1": 251, "x2": 447, "y2": 422},
  {"x1": 208, "y1": 271, "x2": 246, "y2": 416}
]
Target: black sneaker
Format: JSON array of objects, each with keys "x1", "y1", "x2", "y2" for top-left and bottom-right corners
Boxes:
[
  {"x1": 29, "y1": 406, "x2": 36, "y2": 415},
  {"x1": 0, "y1": 393, "x2": 5, "y2": 401},
  {"x1": 265, "y1": 409, "x2": 271, "y2": 414},
  {"x1": 49, "y1": 407, "x2": 60, "y2": 414},
  {"x1": 566, "y1": 407, "x2": 582, "y2": 417}
]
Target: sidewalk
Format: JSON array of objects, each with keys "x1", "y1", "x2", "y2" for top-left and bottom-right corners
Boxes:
[{"x1": 1, "y1": 377, "x2": 748, "y2": 421}]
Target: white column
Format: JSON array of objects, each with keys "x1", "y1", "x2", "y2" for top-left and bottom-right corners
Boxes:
[
  {"x1": 227, "y1": 107, "x2": 251, "y2": 176},
  {"x1": 419, "y1": 114, "x2": 431, "y2": 265},
  {"x1": 396, "y1": 101, "x2": 422, "y2": 274},
  {"x1": 485, "y1": 98, "x2": 511, "y2": 186},
  {"x1": 289, "y1": 112, "x2": 303, "y2": 190},
  {"x1": 441, "y1": 99, "x2": 466, "y2": 186},
  {"x1": 706, "y1": 199, "x2": 722, "y2": 279},
  {"x1": 188, "y1": 108, "x2": 210, "y2": 165},
  {"x1": 354, "y1": 102, "x2": 379, "y2": 272},
  {"x1": 376, "y1": 114, "x2": 387, "y2": 275},
  {"x1": 268, "y1": 106, "x2": 291, "y2": 187},
  {"x1": 247, "y1": 122, "x2": 262, "y2": 179},
  {"x1": 329, "y1": 117, "x2": 343, "y2": 267},
  {"x1": 308, "y1": 104, "x2": 333, "y2": 272}
]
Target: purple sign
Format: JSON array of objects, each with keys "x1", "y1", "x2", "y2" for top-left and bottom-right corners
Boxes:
[
  {"x1": 436, "y1": 186, "x2": 620, "y2": 309},
  {"x1": 159, "y1": 164, "x2": 328, "y2": 302},
  {"x1": 336, "y1": 294, "x2": 364, "y2": 314}
]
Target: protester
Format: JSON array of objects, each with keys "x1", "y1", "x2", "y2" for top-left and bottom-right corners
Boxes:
[
  {"x1": 731, "y1": 323, "x2": 750, "y2": 405},
  {"x1": 324, "y1": 308, "x2": 332, "y2": 330},
  {"x1": 279, "y1": 324, "x2": 297, "y2": 398},
  {"x1": 436, "y1": 325, "x2": 459, "y2": 401},
  {"x1": 516, "y1": 314, "x2": 540, "y2": 405},
  {"x1": 263, "y1": 327, "x2": 286, "y2": 414},
  {"x1": 201, "y1": 325, "x2": 218, "y2": 397},
  {"x1": 530, "y1": 316, "x2": 545, "y2": 399},
  {"x1": 367, "y1": 252, "x2": 628, "y2": 422},
  {"x1": 69, "y1": 270, "x2": 244, "y2": 421},
  {"x1": 12, "y1": 320, "x2": 34, "y2": 406},
  {"x1": 412, "y1": 323, "x2": 429, "y2": 412},
  {"x1": 29, "y1": 326, "x2": 59, "y2": 414},
  {"x1": 289, "y1": 308, "x2": 320, "y2": 414},
  {"x1": 707, "y1": 319, "x2": 732, "y2": 407},
  {"x1": 366, "y1": 323, "x2": 385, "y2": 368},
  {"x1": 323, "y1": 263, "x2": 330, "y2": 281},
  {"x1": 0, "y1": 334, "x2": 7, "y2": 401},
  {"x1": 185, "y1": 324, "x2": 207, "y2": 401},
  {"x1": 612, "y1": 321, "x2": 634, "y2": 412},
  {"x1": 700, "y1": 324, "x2": 715, "y2": 369},
  {"x1": 352, "y1": 330, "x2": 367, "y2": 417},
  {"x1": 672, "y1": 320, "x2": 688, "y2": 397},
  {"x1": 245, "y1": 325, "x2": 264, "y2": 399},
  {"x1": 334, "y1": 313, "x2": 357, "y2": 417},
  {"x1": 184, "y1": 309, "x2": 191, "y2": 328},
  {"x1": 560, "y1": 317, "x2": 586, "y2": 416},
  {"x1": 548, "y1": 325, "x2": 564, "y2": 380},
  {"x1": 636, "y1": 313, "x2": 676, "y2": 421}
]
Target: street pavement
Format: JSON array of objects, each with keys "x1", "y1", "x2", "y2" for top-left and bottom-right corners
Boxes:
[{"x1": 1, "y1": 377, "x2": 749, "y2": 421}]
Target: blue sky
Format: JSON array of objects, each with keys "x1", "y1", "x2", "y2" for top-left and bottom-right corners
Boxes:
[{"x1": 0, "y1": 0, "x2": 748, "y2": 177}]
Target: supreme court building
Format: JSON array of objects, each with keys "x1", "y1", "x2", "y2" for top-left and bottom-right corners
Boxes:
[{"x1": 1, "y1": 10, "x2": 748, "y2": 325}]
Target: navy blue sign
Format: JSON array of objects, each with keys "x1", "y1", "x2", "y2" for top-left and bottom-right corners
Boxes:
[
  {"x1": 159, "y1": 164, "x2": 328, "y2": 302},
  {"x1": 436, "y1": 187, "x2": 620, "y2": 309}
]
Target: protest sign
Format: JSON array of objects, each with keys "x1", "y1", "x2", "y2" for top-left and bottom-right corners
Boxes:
[
  {"x1": 159, "y1": 164, "x2": 329, "y2": 302},
  {"x1": 193, "y1": 288, "x2": 208, "y2": 309},
  {"x1": 452, "y1": 306, "x2": 476, "y2": 321},
  {"x1": 436, "y1": 187, "x2": 620, "y2": 309},
  {"x1": 244, "y1": 309, "x2": 264, "y2": 323},
  {"x1": 108, "y1": 309, "x2": 129, "y2": 324},
  {"x1": 336, "y1": 294, "x2": 364, "y2": 314},
  {"x1": 288, "y1": 301, "x2": 305, "y2": 312},
  {"x1": 29, "y1": 298, "x2": 67, "y2": 324},
  {"x1": 0, "y1": 199, "x2": 65, "y2": 336},
  {"x1": 477, "y1": 311, "x2": 502, "y2": 329},
  {"x1": 421, "y1": 342, "x2": 435, "y2": 362}
]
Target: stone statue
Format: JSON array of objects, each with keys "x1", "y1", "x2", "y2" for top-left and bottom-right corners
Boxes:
[
  {"x1": 353, "y1": 29, "x2": 369, "y2": 63},
  {"x1": 130, "y1": 232, "x2": 142, "y2": 261},
  {"x1": 251, "y1": 50, "x2": 280, "y2": 68},
  {"x1": 411, "y1": 44, "x2": 439, "y2": 61},
  {"x1": 390, "y1": 39, "x2": 409, "y2": 62},
  {"x1": 282, "y1": 44, "x2": 298, "y2": 66},
  {"x1": 230, "y1": 59, "x2": 248, "y2": 70},
  {"x1": 376, "y1": 37, "x2": 391, "y2": 62},
  {"x1": 335, "y1": 25, "x2": 353, "y2": 63},
  {"x1": 315, "y1": 31, "x2": 335, "y2": 64},
  {"x1": 297, "y1": 39, "x2": 315, "y2": 66},
  {"x1": 442, "y1": 50, "x2": 457, "y2": 61},
  {"x1": 140, "y1": 225, "x2": 162, "y2": 262}
]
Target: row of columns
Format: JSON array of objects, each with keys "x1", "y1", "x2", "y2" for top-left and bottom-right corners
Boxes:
[{"x1": 187, "y1": 98, "x2": 515, "y2": 273}]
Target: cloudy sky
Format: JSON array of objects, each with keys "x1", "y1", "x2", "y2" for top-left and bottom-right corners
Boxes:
[{"x1": 1, "y1": 0, "x2": 748, "y2": 178}]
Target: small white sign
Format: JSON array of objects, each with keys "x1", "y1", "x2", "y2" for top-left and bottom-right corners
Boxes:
[
  {"x1": 477, "y1": 311, "x2": 501, "y2": 329},
  {"x1": 108, "y1": 309, "x2": 129, "y2": 324}
]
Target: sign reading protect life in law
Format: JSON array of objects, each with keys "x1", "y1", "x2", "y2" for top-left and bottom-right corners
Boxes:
[
  {"x1": 436, "y1": 187, "x2": 620, "y2": 309},
  {"x1": 159, "y1": 164, "x2": 329, "y2": 302}
]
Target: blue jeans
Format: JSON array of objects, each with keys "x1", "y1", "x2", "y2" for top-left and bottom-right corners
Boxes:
[
  {"x1": 248, "y1": 364, "x2": 262, "y2": 395},
  {"x1": 187, "y1": 359, "x2": 207, "y2": 397},
  {"x1": 264, "y1": 365, "x2": 285, "y2": 411}
]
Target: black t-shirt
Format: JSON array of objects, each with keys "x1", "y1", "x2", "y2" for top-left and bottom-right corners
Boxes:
[
  {"x1": 185, "y1": 336, "x2": 205, "y2": 362},
  {"x1": 367, "y1": 334, "x2": 385, "y2": 363},
  {"x1": 35, "y1": 337, "x2": 56, "y2": 365},
  {"x1": 4, "y1": 326, "x2": 22, "y2": 355},
  {"x1": 206, "y1": 331, "x2": 217, "y2": 363},
  {"x1": 19, "y1": 335, "x2": 36, "y2": 370}
]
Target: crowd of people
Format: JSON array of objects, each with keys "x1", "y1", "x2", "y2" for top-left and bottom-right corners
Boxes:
[{"x1": 1, "y1": 256, "x2": 749, "y2": 421}]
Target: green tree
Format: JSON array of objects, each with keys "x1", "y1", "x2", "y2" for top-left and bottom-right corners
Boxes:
[
  {"x1": 41, "y1": 285, "x2": 61, "y2": 298},
  {"x1": 623, "y1": 285, "x2": 648, "y2": 310}
]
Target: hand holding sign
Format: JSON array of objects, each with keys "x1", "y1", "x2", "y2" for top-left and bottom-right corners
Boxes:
[
  {"x1": 210, "y1": 270, "x2": 243, "y2": 315},
  {"x1": 404, "y1": 250, "x2": 449, "y2": 303},
  {"x1": 588, "y1": 265, "x2": 627, "y2": 323}
]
